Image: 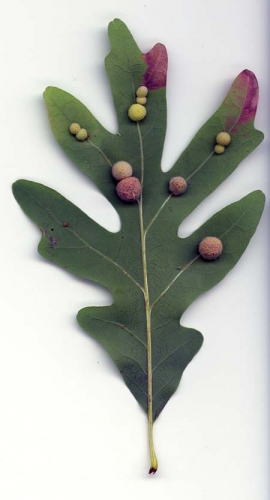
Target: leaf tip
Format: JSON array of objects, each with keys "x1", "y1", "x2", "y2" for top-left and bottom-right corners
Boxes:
[
  {"x1": 242, "y1": 68, "x2": 256, "y2": 78},
  {"x1": 242, "y1": 190, "x2": 266, "y2": 220},
  {"x1": 43, "y1": 86, "x2": 56, "y2": 101},
  {"x1": 108, "y1": 18, "x2": 125, "y2": 34},
  {"x1": 230, "y1": 69, "x2": 259, "y2": 130},
  {"x1": 12, "y1": 180, "x2": 34, "y2": 209},
  {"x1": 254, "y1": 189, "x2": 266, "y2": 206},
  {"x1": 12, "y1": 179, "x2": 24, "y2": 196}
]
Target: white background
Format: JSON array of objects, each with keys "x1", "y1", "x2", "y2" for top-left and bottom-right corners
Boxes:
[{"x1": 0, "y1": 1, "x2": 269, "y2": 499}]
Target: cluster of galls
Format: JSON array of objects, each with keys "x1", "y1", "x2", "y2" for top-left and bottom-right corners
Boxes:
[
  {"x1": 112, "y1": 164, "x2": 223, "y2": 260},
  {"x1": 167, "y1": 178, "x2": 223, "y2": 260},
  {"x1": 195, "y1": 132, "x2": 228, "y2": 258},
  {"x1": 128, "y1": 86, "x2": 148, "y2": 122},
  {"x1": 167, "y1": 131, "x2": 232, "y2": 196},
  {"x1": 68, "y1": 118, "x2": 224, "y2": 260},
  {"x1": 69, "y1": 123, "x2": 88, "y2": 141},
  {"x1": 167, "y1": 132, "x2": 228, "y2": 260},
  {"x1": 112, "y1": 161, "x2": 142, "y2": 202},
  {"x1": 214, "y1": 132, "x2": 231, "y2": 154}
]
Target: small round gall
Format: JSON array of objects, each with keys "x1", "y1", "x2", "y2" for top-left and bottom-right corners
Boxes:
[
  {"x1": 136, "y1": 97, "x2": 147, "y2": 105},
  {"x1": 128, "y1": 103, "x2": 147, "y2": 122},
  {"x1": 63, "y1": 221, "x2": 69, "y2": 227},
  {"x1": 198, "y1": 236, "x2": 223, "y2": 261},
  {"x1": 112, "y1": 161, "x2": 133, "y2": 181},
  {"x1": 69, "y1": 123, "x2": 81, "y2": 135},
  {"x1": 116, "y1": 177, "x2": 142, "y2": 202},
  {"x1": 136, "y1": 86, "x2": 148, "y2": 98},
  {"x1": 169, "y1": 176, "x2": 187, "y2": 196},
  {"x1": 216, "y1": 132, "x2": 231, "y2": 146},
  {"x1": 214, "y1": 144, "x2": 225, "y2": 155},
  {"x1": 76, "y1": 128, "x2": 88, "y2": 141}
]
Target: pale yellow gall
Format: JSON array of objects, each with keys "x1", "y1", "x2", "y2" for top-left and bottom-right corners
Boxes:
[
  {"x1": 136, "y1": 97, "x2": 147, "y2": 105},
  {"x1": 198, "y1": 236, "x2": 223, "y2": 261},
  {"x1": 76, "y1": 128, "x2": 88, "y2": 141},
  {"x1": 214, "y1": 144, "x2": 225, "y2": 154},
  {"x1": 128, "y1": 104, "x2": 147, "y2": 122},
  {"x1": 169, "y1": 176, "x2": 187, "y2": 196},
  {"x1": 136, "y1": 86, "x2": 148, "y2": 98},
  {"x1": 69, "y1": 123, "x2": 81, "y2": 135},
  {"x1": 112, "y1": 161, "x2": 133, "y2": 181},
  {"x1": 216, "y1": 132, "x2": 231, "y2": 146}
]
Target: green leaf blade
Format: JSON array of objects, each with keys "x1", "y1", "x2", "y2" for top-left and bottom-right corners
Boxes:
[
  {"x1": 12, "y1": 180, "x2": 144, "y2": 293},
  {"x1": 105, "y1": 19, "x2": 168, "y2": 225},
  {"x1": 77, "y1": 307, "x2": 203, "y2": 421},
  {"x1": 149, "y1": 190, "x2": 265, "y2": 320},
  {"x1": 43, "y1": 86, "x2": 124, "y2": 206},
  {"x1": 105, "y1": 18, "x2": 148, "y2": 131},
  {"x1": 148, "y1": 70, "x2": 264, "y2": 236}
]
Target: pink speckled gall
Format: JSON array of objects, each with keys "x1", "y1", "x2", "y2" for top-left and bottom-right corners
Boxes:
[
  {"x1": 198, "y1": 237, "x2": 223, "y2": 261},
  {"x1": 116, "y1": 177, "x2": 142, "y2": 202},
  {"x1": 169, "y1": 176, "x2": 187, "y2": 196}
]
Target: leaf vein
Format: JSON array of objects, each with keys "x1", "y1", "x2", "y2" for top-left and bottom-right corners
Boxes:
[
  {"x1": 152, "y1": 337, "x2": 195, "y2": 372},
  {"x1": 19, "y1": 185, "x2": 144, "y2": 293},
  {"x1": 90, "y1": 316, "x2": 147, "y2": 348}
]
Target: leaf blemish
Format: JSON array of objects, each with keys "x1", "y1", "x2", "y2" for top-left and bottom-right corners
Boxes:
[
  {"x1": 237, "y1": 69, "x2": 259, "y2": 125},
  {"x1": 225, "y1": 69, "x2": 259, "y2": 132},
  {"x1": 48, "y1": 235, "x2": 58, "y2": 248},
  {"x1": 142, "y1": 43, "x2": 168, "y2": 90}
]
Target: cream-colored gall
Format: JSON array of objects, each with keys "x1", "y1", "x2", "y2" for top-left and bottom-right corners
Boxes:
[
  {"x1": 112, "y1": 161, "x2": 133, "y2": 181},
  {"x1": 136, "y1": 86, "x2": 148, "y2": 98},
  {"x1": 69, "y1": 123, "x2": 81, "y2": 135},
  {"x1": 216, "y1": 132, "x2": 231, "y2": 146},
  {"x1": 198, "y1": 236, "x2": 223, "y2": 261},
  {"x1": 76, "y1": 128, "x2": 88, "y2": 141},
  {"x1": 214, "y1": 145, "x2": 225, "y2": 154},
  {"x1": 136, "y1": 97, "x2": 147, "y2": 105},
  {"x1": 169, "y1": 176, "x2": 187, "y2": 196},
  {"x1": 128, "y1": 104, "x2": 147, "y2": 122}
]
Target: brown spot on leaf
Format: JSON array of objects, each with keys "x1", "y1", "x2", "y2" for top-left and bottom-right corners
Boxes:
[
  {"x1": 63, "y1": 221, "x2": 69, "y2": 227},
  {"x1": 142, "y1": 43, "x2": 168, "y2": 90}
]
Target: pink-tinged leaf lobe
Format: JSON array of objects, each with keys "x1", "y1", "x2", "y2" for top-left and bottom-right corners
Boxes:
[
  {"x1": 225, "y1": 69, "x2": 259, "y2": 133},
  {"x1": 142, "y1": 43, "x2": 168, "y2": 90}
]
